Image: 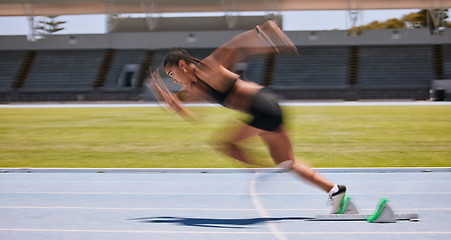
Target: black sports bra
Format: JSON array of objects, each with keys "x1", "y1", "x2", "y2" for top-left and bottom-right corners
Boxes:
[{"x1": 195, "y1": 77, "x2": 237, "y2": 105}]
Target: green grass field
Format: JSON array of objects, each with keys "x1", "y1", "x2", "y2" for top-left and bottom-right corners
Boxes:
[{"x1": 0, "y1": 105, "x2": 450, "y2": 168}]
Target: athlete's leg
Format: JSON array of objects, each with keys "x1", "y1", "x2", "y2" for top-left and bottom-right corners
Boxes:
[
  {"x1": 259, "y1": 125, "x2": 335, "y2": 193},
  {"x1": 215, "y1": 121, "x2": 263, "y2": 166},
  {"x1": 201, "y1": 29, "x2": 273, "y2": 71},
  {"x1": 258, "y1": 20, "x2": 299, "y2": 55},
  {"x1": 200, "y1": 20, "x2": 298, "y2": 71}
]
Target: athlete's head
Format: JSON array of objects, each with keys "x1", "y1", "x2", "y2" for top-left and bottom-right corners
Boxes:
[
  {"x1": 164, "y1": 48, "x2": 199, "y2": 67},
  {"x1": 164, "y1": 48, "x2": 199, "y2": 87}
]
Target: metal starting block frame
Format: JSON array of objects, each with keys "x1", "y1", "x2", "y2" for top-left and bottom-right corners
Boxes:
[{"x1": 312, "y1": 197, "x2": 419, "y2": 223}]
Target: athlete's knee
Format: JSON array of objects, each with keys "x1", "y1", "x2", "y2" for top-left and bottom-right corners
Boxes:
[{"x1": 277, "y1": 160, "x2": 294, "y2": 171}]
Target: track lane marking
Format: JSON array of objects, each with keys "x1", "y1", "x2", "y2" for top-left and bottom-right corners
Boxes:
[
  {"x1": 1, "y1": 206, "x2": 450, "y2": 211},
  {"x1": 0, "y1": 229, "x2": 450, "y2": 235}
]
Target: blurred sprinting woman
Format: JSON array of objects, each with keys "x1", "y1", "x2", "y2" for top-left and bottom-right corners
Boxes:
[{"x1": 147, "y1": 20, "x2": 347, "y2": 213}]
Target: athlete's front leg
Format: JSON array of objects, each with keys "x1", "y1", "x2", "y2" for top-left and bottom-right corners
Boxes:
[{"x1": 213, "y1": 121, "x2": 263, "y2": 166}]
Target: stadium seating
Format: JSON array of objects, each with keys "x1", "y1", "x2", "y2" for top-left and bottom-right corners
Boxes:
[
  {"x1": 238, "y1": 54, "x2": 267, "y2": 85},
  {"x1": 358, "y1": 45, "x2": 433, "y2": 89},
  {"x1": 271, "y1": 46, "x2": 348, "y2": 89},
  {"x1": 103, "y1": 49, "x2": 147, "y2": 89},
  {"x1": 0, "y1": 50, "x2": 26, "y2": 92},
  {"x1": 443, "y1": 44, "x2": 451, "y2": 79},
  {"x1": 1, "y1": 43, "x2": 449, "y2": 101},
  {"x1": 21, "y1": 50, "x2": 104, "y2": 91}
]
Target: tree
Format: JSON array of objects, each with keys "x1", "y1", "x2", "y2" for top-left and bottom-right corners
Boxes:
[
  {"x1": 402, "y1": 9, "x2": 449, "y2": 34},
  {"x1": 348, "y1": 18, "x2": 406, "y2": 35},
  {"x1": 401, "y1": 10, "x2": 428, "y2": 28},
  {"x1": 348, "y1": 9, "x2": 450, "y2": 35},
  {"x1": 35, "y1": 16, "x2": 66, "y2": 36}
]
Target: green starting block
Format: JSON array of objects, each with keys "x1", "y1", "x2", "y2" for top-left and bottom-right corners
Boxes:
[{"x1": 312, "y1": 197, "x2": 419, "y2": 223}]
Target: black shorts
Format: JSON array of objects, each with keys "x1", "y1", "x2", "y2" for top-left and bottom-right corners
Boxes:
[{"x1": 246, "y1": 88, "x2": 283, "y2": 131}]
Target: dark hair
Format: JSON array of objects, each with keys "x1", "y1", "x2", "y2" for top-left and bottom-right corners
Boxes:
[{"x1": 164, "y1": 48, "x2": 200, "y2": 67}]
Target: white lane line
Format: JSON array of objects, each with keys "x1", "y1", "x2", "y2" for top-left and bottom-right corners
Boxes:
[
  {"x1": 249, "y1": 172, "x2": 287, "y2": 240},
  {"x1": 0, "y1": 191, "x2": 312, "y2": 195},
  {"x1": 1, "y1": 180, "x2": 450, "y2": 184},
  {"x1": 0, "y1": 206, "x2": 450, "y2": 211},
  {"x1": 0, "y1": 206, "x2": 320, "y2": 211},
  {"x1": 0, "y1": 229, "x2": 450, "y2": 235},
  {"x1": 0, "y1": 191, "x2": 450, "y2": 195}
]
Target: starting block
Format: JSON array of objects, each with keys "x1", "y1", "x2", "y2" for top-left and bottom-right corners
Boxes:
[{"x1": 312, "y1": 197, "x2": 419, "y2": 223}]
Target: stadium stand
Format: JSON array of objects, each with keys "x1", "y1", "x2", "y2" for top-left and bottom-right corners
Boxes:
[
  {"x1": 443, "y1": 44, "x2": 451, "y2": 79},
  {"x1": 103, "y1": 49, "x2": 147, "y2": 89},
  {"x1": 271, "y1": 46, "x2": 348, "y2": 89},
  {"x1": 21, "y1": 49, "x2": 104, "y2": 91},
  {"x1": 354, "y1": 45, "x2": 433, "y2": 99},
  {"x1": 239, "y1": 53, "x2": 267, "y2": 85},
  {"x1": 358, "y1": 45, "x2": 433, "y2": 88},
  {"x1": 1, "y1": 30, "x2": 450, "y2": 101},
  {"x1": 0, "y1": 50, "x2": 27, "y2": 92},
  {"x1": 1, "y1": 1, "x2": 450, "y2": 102}
]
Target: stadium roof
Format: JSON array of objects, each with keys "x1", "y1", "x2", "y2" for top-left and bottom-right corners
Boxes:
[{"x1": 1, "y1": 0, "x2": 451, "y2": 16}]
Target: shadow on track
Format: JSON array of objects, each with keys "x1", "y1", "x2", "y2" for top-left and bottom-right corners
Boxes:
[{"x1": 130, "y1": 216, "x2": 312, "y2": 229}]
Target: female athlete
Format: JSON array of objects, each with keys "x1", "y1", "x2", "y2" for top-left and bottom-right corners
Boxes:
[{"x1": 147, "y1": 20, "x2": 347, "y2": 213}]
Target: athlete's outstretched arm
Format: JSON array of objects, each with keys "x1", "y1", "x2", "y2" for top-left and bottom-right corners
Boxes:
[{"x1": 145, "y1": 71, "x2": 196, "y2": 122}]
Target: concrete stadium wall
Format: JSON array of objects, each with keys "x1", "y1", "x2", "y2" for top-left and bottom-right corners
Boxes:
[{"x1": 1, "y1": 28, "x2": 450, "y2": 50}]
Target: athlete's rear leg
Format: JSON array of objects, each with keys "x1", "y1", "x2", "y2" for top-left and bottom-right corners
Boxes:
[
  {"x1": 259, "y1": 125, "x2": 335, "y2": 193},
  {"x1": 259, "y1": 126, "x2": 347, "y2": 213}
]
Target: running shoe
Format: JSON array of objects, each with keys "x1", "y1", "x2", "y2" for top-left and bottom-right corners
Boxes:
[{"x1": 329, "y1": 185, "x2": 347, "y2": 214}]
